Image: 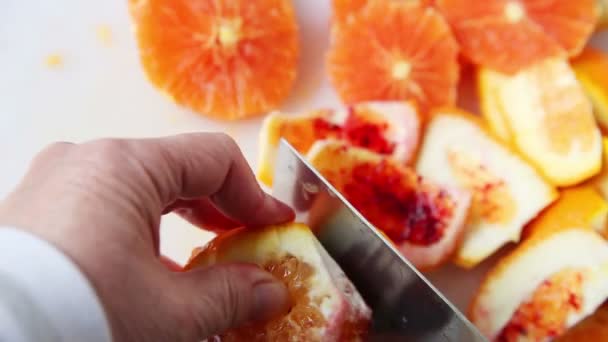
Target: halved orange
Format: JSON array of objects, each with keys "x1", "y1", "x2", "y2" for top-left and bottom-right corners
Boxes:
[
  {"x1": 332, "y1": 0, "x2": 435, "y2": 23},
  {"x1": 327, "y1": 0, "x2": 459, "y2": 115},
  {"x1": 129, "y1": 0, "x2": 299, "y2": 120},
  {"x1": 436, "y1": 0, "x2": 598, "y2": 74},
  {"x1": 185, "y1": 223, "x2": 372, "y2": 340},
  {"x1": 572, "y1": 47, "x2": 608, "y2": 133}
]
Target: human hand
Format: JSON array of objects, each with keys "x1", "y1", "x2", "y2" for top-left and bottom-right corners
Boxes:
[{"x1": 0, "y1": 133, "x2": 294, "y2": 341}]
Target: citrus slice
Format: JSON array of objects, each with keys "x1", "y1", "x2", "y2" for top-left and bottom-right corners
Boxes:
[
  {"x1": 477, "y1": 68, "x2": 513, "y2": 143},
  {"x1": 525, "y1": 186, "x2": 608, "y2": 239},
  {"x1": 436, "y1": 0, "x2": 597, "y2": 74},
  {"x1": 331, "y1": 0, "x2": 435, "y2": 23},
  {"x1": 480, "y1": 58, "x2": 602, "y2": 187},
  {"x1": 185, "y1": 223, "x2": 372, "y2": 340},
  {"x1": 572, "y1": 47, "x2": 608, "y2": 132},
  {"x1": 557, "y1": 303, "x2": 608, "y2": 341},
  {"x1": 129, "y1": 0, "x2": 299, "y2": 120},
  {"x1": 327, "y1": 0, "x2": 459, "y2": 115},
  {"x1": 257, "y1": 101, "x2": 421, "y2": 186},
  {"x1": 306, "y1": 140, "x2": 471, "y2": 270},
  {"x1": 415, "y1": 110, "x2": 557, "y2": 268},
  {"x1": 470, "y1": 227, "x2": 608, "y2": 341}
]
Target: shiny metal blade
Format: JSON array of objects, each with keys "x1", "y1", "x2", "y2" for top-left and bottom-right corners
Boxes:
[{"x1": 271, "y1": 140, "x2": 487, "y2": 341}]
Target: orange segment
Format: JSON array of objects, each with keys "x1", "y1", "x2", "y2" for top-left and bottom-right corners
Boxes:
[
  {"x1": 572, "y1": 47, "x2": 608, "y2": 132},
  {"x1": 327, "y1": 1, "x2": 459, "y2": 115},
  {"x1": 436, "y1": 0, "x2": 597, "y2": 74},
  {"x1": 129, "y1": 0, "x2": 298, "y2": 120}
]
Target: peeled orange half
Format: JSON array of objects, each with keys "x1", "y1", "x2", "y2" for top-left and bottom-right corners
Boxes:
[
  {"x1": 257, "y1": 101, "x2": 421, "y2": 186},
  {"x1": 415, "y1": 110, "x2": 557, "y2": 268},
  {"x1": 186, "y1": 223, "x2": 372, "y2": 341},
  {"x1": 437, "y1": 0, "x2": 597, "y2": 74},
  {"x1": 470, "y1": 226, "x2": 608, "y2": 341},
  {"x1": 327, "y1": 0, "x2": 459, "y2": 115},
  {"x1": 129, "y1": 0, "x2": 299, "y2": 120},
  {"x1": 306, "y1": 140, "x2": 471, "y2": 270},
  {"x1": 478, "y1": 58, "x2": 602, "y2": 187}
]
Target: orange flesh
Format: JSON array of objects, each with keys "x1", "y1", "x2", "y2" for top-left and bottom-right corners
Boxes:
[
  {"x1": 219, "y1": 255, "x2": 326, "y2": 341},
  {"x1": 447, "y1": 150, "x2": 516, "y2": 224},
  {"x1": 328, "y1": 1, "x2": 459, "y2": 115},
  {"x1": 498, "y1": 268, "x2": 586, "y2": 341},
  {"x1": 129, "y1": 0, "x2": 298, "y2": 120}
]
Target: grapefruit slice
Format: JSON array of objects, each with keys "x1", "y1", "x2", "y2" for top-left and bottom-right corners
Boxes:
[
  {"x1": 525, "y1": 186, "x2": 608, "y2": 239},
  {"x1": 327, "y1": 0, "x2": 459, "y2": 115},
  {"x1": 185, "y1": 223, "x2": 372, "y2": 340},
  {"x1": 572, "y1": 47, "x2": 608, "y2": 133},
  {"x1": 436, "y1": 0, "x2": 598, "y2": 74},
  {"x1": 470, "y1": 227, "x2": 608, "y2": 341},
  {"x1": 129, "y1": 0, "x2": 299, "y2": 120},
  {"x1": 257, "y1": 101, "x2": 421, "y2": 186},
  {"x1": 478, "y1": 58, "x2": 602, "y2": 187},
  {"x1": 415, "y1": 110, "x2": 557, "y2": 268},
  {"x1": 557, "y1": 303, "x2": 608, "y2": 341},
  {"x1": 306, "y1": 140, "x2": 471, "y2": 270}
]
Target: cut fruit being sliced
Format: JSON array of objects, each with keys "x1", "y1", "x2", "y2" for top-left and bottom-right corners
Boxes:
[
  {"x1": 185, "y1": 223, "x2": 372, "y2": 341},
  {"x1": 477, "y1": 58, "x2": 602, "y2": 187},
  {"x1": 572, "y1": 47, "x2": 608, "y2": 133},
  {"x1": 256, "y1": 101, "x2": 421, "y2": 186},
  {"x1": 436, "y1": 0, "x2": 597, "y2": 74},
  {"x1": 415, "y1": 110, "x2": 557, "y2": 268},
  {"x1": 129, "y1": 0, "x2": 298, "y2": 120},
  {"x1": 470, "y1": 227, "x2": 608, "y2": 341},
  {"x1": 327, "y1": 0, "x2": 459, "y2": 115},
  {"x1": 306, "y1": 140, "x2": 471, "y2": 270},
  {"x1": 525, "y1": 186, "x2": 608, "y2": 239}
]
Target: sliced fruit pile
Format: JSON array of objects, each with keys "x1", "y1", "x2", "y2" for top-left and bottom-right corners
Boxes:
[
  {"x1": 185, "y1": 223, "x2": 372, "y2": 341},
  {"x1": 129, "y1": 0, "x2": 299, "y2": 120}
]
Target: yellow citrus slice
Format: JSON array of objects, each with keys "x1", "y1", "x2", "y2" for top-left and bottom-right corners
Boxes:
[
  {"x1": 478, "y1": 58, "x2": 602, "y2": 187},
  {"x1": 477, "y1": 68, "x2": 513, "y2": 143},
  {"x1": 185, "y1": 223, "x2": 372, "y2": 340},
  {"x1": 415, "y1": 109, "x2": 557, "y2": 268},
  {"x1": 572, "y1": 47, "x2": 608, "y2": 133},
  {"x1": 470, "y1": 227, "x2": 608, "y2": 340}
]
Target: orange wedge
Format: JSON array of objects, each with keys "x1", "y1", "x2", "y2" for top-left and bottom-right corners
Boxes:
[
  {"x1": 327, "y1": 0, "x2": 459, "y2": 115},
  {"x1": 598, "y1": 0, "x2": 608, "y2": 29},
  {"x1": 416, "y1": 109, "x2": 557, "y2": 268},
  {"x1": 436, "y1": 0, "x2": 598, "y2": 74},
  {"x1": 257, "y1": 101, "x2": 421, "y2": 186},
  {"x1": 525, "y1": 186, "x2": 608, "y2": 239},
  {"x1": 307, "y1": 140, "x2": 471, "y2": 271},
  {"x1": 129, "y1": 0, "x2": 298, "y2": 120},
  {"x1": 470, "y1": 226, "x2": 608, "y2": 340},
  {"x1": 185, "y1": 223, "x2": 372, "y2": 340},
  {"x1": 477, "y1": 58, "x2": 602, "y2": 187},
  {"x1": 572, "y1": 47, "x2": 608, "y2": 132}
]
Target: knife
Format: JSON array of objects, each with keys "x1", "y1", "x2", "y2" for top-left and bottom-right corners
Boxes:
[{"x1": 271, "y1": 139, "x2": 487, "y2": 341}]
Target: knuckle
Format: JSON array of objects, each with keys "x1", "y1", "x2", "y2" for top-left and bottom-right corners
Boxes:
[
  {"x1": 214, "y1": 133, "x2": 239, "y2": 153},
  {"x1": 84, "y1": 139, "x2": 132, "y2": 164},
  {"x1": 38, "y1": 141, "x2": 74, "y2": 158}
]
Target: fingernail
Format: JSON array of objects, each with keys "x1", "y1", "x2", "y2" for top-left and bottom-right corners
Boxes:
[{"x1": 252, "y1": 281, "x2": 290, "y2": 322}]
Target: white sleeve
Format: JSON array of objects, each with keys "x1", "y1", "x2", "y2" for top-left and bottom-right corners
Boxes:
[{"x1": 0, "y1": 227, "x2": 112, "y2": 342}]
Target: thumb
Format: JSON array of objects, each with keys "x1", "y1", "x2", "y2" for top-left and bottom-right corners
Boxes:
[{"x1": 174, "y1": 263, "x2": 290, "y2": 340}]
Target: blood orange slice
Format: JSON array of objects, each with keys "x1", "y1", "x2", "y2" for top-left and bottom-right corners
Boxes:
[
  {"x1": 470, "y1": 226, "x2": 608, "y2": 341},
  {"x1": 257, "y1": 101, "x2": 421, "y2": 186},
  {"x1": 436, "y1": 0, "x2": 598, "y2": 74},
  {"x1": 327, "y1": 0, "x2": 459, "y2": 115},
  {"x1": 185, "y1": 223, "x2": 372, "y2": 341},
  {"x1": 306, "y1": 140, "x2": 471, "y2": 270},
  {"x1": 415, "y1": 110, "x2": 557, "y2": 268},
  {"x1": 129, "y1": 0, "x2": 299, "y2": 120}
]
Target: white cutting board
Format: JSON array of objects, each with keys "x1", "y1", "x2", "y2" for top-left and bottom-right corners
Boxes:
[{"x1": 1, "y1": 0, "x2": 607, "y2": 313}]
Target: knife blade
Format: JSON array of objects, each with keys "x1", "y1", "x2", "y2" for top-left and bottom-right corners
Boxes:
[{"x1": 271, "y1": 139, "x2": 487, "y2": 341}]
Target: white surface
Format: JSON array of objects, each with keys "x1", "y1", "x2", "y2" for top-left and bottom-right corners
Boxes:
[{"x1": 1, "y1": 0, "x2": 607, "y2": 315}]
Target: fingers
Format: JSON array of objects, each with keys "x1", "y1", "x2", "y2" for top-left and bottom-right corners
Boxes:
[
  {"x1": 172, "y1": 263, "x2": 290, "y2": 340},
  {"x1": 166, "y1": 198, "x2": 241, "y2": 232},
  {"x1": 130, "y1": 133, "x2": 294, "y2": 227}
]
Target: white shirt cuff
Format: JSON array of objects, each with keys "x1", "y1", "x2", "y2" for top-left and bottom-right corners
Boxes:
[{"x1": 0, "y1": 227, "x2": 112, "y2": 342}]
